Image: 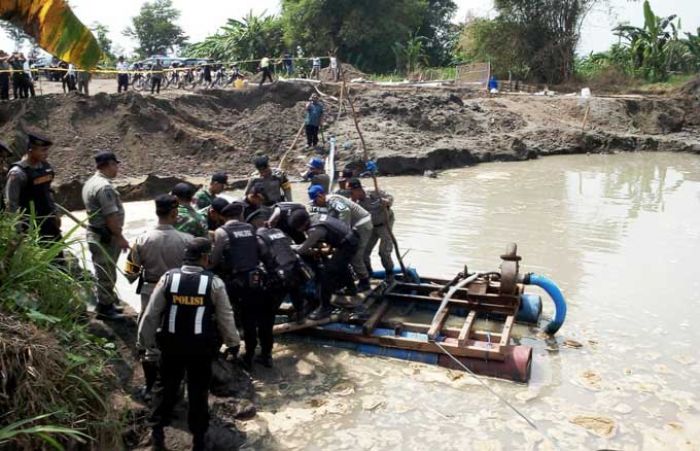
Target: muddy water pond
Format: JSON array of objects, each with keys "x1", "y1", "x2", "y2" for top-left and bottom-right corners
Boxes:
[{"x1": 66, "y1": 152, "x2": 700, "y2": 449}]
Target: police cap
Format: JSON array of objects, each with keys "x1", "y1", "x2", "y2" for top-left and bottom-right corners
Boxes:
[
  {"x1": 254, "y1": 155, "x2": 269, "y2": 169},
  {"x1": 94, "y1": 151, "x2": 120, "y2": 166},
  {"x1": 184, "y1": 237, "x2": 212, "y2": 262},
  {"x1": 221, "y1": 201, "x2": 245, "y2": 218},
  {"x1": 155, "y1": 194, "x2": 178, "y2": 215},
  {"x1": 308, "y1": 184, "x2": 325, "y2": 200},
  {"x1": 210, "y1": 197, "x2": 229, "y2": 214},
  {"x1": 211, "y1": 172, "x2": 228, "y2": 184},
  {"x1": 26, "y1": 131, "x2": 53, "y2": 150},
  {"x1": 171, "y1": 182, "x2": 195, "y2": 199},
  {"x1": 348, "y1": 178, "x2": 363, "y2": 190}
]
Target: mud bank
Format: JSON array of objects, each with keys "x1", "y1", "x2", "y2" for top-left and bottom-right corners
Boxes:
[{"x1": 1, "y1": 80, "x2": 699, "y2": 206}]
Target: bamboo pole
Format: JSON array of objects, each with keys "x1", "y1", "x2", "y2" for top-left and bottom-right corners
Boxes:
[
  {"x1": 278, "y1": 123, "x2": 305, "y2": 171},
  {"x1": 341, "y1": 81, "x2": 409, "y2": 279}
]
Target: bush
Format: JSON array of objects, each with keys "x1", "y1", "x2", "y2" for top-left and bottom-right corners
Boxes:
[{"x1": 0, "y1": 213, "x2": 123, "y2": 450}]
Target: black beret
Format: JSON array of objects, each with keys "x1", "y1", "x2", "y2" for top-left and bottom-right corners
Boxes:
[
  {"x1": 221, "y1": 201, "x2": 245, "y2": 218},
  {"x1": 184, "y1": 237, "x2": 211, "y2": 261},
  {"x1": 95, "y1": 151, "x2": 120, "y2": 165},
  {"x1": 171, "y1": 182, "x2": 195, "y2": 199},
  {"x1": 26, "y1": 131, "x2": 53, "y2": 149},
  {"x1": 254, "y1": 155, "x2": 269, "y2": 169},
  {"x1": 348, "y1": 178, "x2": 363, "y2": 190},
  {"x1": 155, "y1": 194, "x2": 178, "y2": 215},
  {"x1": 210, "y1": 197, "x2": 229, "y2": 213},
  {"x1": 288, "y1": 208, "x2": 310, "y2": 230},
  {"x1": 211, "y1": 172, "x2": 228, "y2": 184}
]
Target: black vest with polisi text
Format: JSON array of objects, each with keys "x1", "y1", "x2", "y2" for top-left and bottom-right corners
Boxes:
[
  {"x1": 222, "y1": 221, "x2": 259, "y2": 274},
  {"x1": 159, "y1": 268, "x2": 218, "y2": 354},
  {"x1": 257, "y1": 227, "x2": 298, "y2": 272},
  {"x1": 309, "y1": 214, "x2": 354, "y2": 248}
]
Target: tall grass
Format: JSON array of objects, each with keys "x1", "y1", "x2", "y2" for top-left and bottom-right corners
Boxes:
[{"x1": 0, "y1": 213, "x2": 123, "y2": 450}]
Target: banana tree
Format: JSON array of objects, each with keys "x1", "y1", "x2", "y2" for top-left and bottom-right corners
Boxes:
[
  {"x1": 613, "y1": 0, "x2": 679, "y2": 81},
  {"x1": 684, "y1": 28, "x2": 700, "y2": 71},
  {"x1": 0, "y1": 0, "x2": 101, "y2": 68},
  {"x1": 392, "y1": 33, "x2": 428, "y2": 75}
]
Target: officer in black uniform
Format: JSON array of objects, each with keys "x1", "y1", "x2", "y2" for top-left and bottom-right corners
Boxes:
[
  {"x1": 138, "y1": 238, "x2": 240, "y2": 451},
  {"x1": 210, "y1": 201, "x2": 264, "y2": 370},
  {"x1": 290, "y1": 210, "x2": 359, "y2": 319},
  {"x1": 244, "y1": 155, "x2": 292, "y2": 205},
  {"x1": 243, "y1": 182, "x2": 267, "y2": 221},
  {"x1": 203, "y1": 196, "x2": 229, "y2": 234},
  {"x1": 267, "y1": 201, "x2": 308, "y2": 244},
  {"x1": 3, "y1": 132, "x2": 61, "y2": 241}
]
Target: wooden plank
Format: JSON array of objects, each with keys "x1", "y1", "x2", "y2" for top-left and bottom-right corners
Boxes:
[
  {"x1": 457, "y1": 311, "x2": 476, "y2": 347},
  {"x1": 273, "y1": 314, "x2": 341, "y2": 335},
  {"x1": 387, "y1": 322, "x2": 502, "y2": 342},
  {"x1": 385, "y1": 293, "x2": 516, "y2": 315},
  {"x1": 427, "y1": 304, "x2": 450, "y2": 339},
  {"x1": 362, "y1": 300, "x2": 390, "y2": 335},
  {"x1": 499, "y1": 315, "x2": 515, "y2": 347},
  {"x1": 304, "y1": 327, "x2": 505, "y2": 361}
]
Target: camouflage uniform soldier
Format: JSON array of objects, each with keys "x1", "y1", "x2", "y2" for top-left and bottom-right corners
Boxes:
[
  {"x1": 172, "y1": 182, "x2": 208, "y2": 238},
  {"x1": 193, "y1": 172, "x2": 228, "y2": 210}
]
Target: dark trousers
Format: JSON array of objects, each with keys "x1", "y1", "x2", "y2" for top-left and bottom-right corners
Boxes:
[
  {"x1": 0, "y1": 75, "x2": 9, "y2": 100},
  {"x1": 118, "y1": 74, "x2": 129, "y2": 92},
  {"x1": 12, "y1": 74, "x2": 23, "y2": 99},
  {"x1": 240, "y1": 291, "x2": 282, "y2": 358},
  {"x1": 305, "y1": 124, "x2": 319, "y2": 147},
  {"x1": 150, "y1": 352, "x2": 213, "y2": 438},
  {"x1": 151, "y1": 77, "x2": 161, "y2": 94},
  {"x1": 320, "y1": 242, "x2": 357, "y2": 306},
  {"x1": 259, "y1": 67, "x2": 273, "y2": 86}
]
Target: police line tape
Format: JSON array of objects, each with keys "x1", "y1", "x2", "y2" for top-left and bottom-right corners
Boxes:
[{"x1": 0, "y1": 56, "x2": 335, "y2": 75}]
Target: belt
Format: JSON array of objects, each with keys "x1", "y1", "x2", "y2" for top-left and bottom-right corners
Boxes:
[
  {"x1": 373, "y1": 223, "x2": 386, "y2": 228},
  {"x1": 354, "y1": 216, "x2": 372, "y2": 228}
]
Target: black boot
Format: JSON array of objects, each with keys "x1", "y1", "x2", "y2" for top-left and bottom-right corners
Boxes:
[
  {"x1": 357, "y1": 278, "x2": 371, "y2": 292},
  {"x1": 192, "y1": 432, "x2": 206, "y2": 451},
  {"x1": 308, "y1": 304, "x2": 333, "y2": 320},
  {"x1": 95, "y1": 303, "x2": 124, "y2": 321},
  {"x1": 241, "y1": 353, "x2": 253, "y2": 372},
  {"x1": 140, "y1": 361, "x2": 158, "y2": 402},
  {"x1": 151, "y1": 427, "x2": 165, "y2": 451},
  {"x1": 255, "y1": 354, "x2": 273, "y2": 368}
]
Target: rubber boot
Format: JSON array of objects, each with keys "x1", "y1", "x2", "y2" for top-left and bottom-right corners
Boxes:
[
  {"x1": 308, "y1": 300, "x2": 333, "y2": 320},
  {"x1": 141, "y1": 361, "x2": 158, "y2": 402},
  {"x1": 357, "y1": 277, "x2": 371, "y2": 292},
  {"x1": 241, "y1": 353, "x2": 254, "y2": 372}
]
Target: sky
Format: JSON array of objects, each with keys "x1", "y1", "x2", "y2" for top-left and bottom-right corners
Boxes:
[{"x1": 0, "y1": 0, "x2": 698, "y2": 58}]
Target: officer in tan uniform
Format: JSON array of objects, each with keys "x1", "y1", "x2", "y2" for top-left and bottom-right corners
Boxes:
[
  {"x1": 81, "y1": 151, "x2": 128, "y2": 320},
  {"x1": 125, "y1": 194, "x2": 192, "y2": 401},
  {"x1": 244, "y1": 155, "x2": 292, "y2": 206}
]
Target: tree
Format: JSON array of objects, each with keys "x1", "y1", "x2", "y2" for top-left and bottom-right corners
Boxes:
[
  {"x1": 92, "y1": 22, "x2": 115, "y2": 64},
  {"x1": 281, "y1": 0, "x2": 428, "y2": 73},
  {"x1": 613, "y1": 0, "x2": 680, "y2": 81},
  {"x1": 416, "y1": 0, "x2": 458, "y2": 66},
  {"x1": 392, "y1": 33, "x2": 428, "y2": 74},
  {"x1": 2, "y1": 21, "x2": 29, "y2": 51},
  {"x1": 187, "y1": 10, "x2": 285, "y2": 66},
  {"x1": 123, "y1": 0, "x2": 187, "y2": 58}
]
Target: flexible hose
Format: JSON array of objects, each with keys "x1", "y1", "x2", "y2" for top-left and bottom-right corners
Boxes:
[{"x1": 523, "y1": 273, "x2": 567, "y2": 335}]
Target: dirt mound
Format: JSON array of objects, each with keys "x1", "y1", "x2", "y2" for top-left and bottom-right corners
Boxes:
[
  {"x1": 679, "y1": 76, "x2": 700, "y2": 98},
  {"x1": 320, "y1": 63, "x2": 367, "y2": 82}
]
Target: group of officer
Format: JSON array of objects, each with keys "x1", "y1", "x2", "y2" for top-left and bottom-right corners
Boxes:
[{"x1": 2, "y1": 132, "x2": 397, "y2": 451}]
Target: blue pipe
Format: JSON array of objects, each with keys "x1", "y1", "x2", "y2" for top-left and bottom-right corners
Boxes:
[
  {"x1": 522, "y1": 273, "x2": 567, "y2": 335},
  {"x1": 516, "y1": 293, "x2": 542, "y2": 324}
]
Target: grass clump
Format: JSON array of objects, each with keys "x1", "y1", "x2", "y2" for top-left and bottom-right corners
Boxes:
[{"x1": 0, "y1": 213, "x2": 123, "y2": 450}]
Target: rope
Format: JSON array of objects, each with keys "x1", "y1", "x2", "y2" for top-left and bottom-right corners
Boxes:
[{"x1": 433, "y1": 341, "x2": 560, "y2": 450}]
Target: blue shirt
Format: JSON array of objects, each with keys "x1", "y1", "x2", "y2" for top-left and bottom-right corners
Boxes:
[{"x1": 305, "y1": 102, "x2": 324, "y2": 126}]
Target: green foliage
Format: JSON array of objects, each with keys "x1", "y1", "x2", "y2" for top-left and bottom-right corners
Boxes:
[
  {"x1": 123, "y1": 0, "x2": 188, "y2": 58},
  {"x1": 92, "y1": 22, "x2": 114, "y2": 65},
  {"x1": 613, "y1": 0, "x2": 680, "y2": 81},
  {"x1": 186, "y1": 10, "x2": 285, "y2": 70},
  {"x1": 281, "y1": 0, "x2": 428, "y2": 73},
  {"x1": 0, "y1": 213, "x2": 122, "y2": 449},
  {"x1": 415, "y1": 0, "x2": 458, "y2": 66},
  {"x1": 392, "y1": 33, "x2": 429, "y2": 75}
]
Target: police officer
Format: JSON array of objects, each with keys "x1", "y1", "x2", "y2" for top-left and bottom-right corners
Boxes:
[
  {"x1": 303, "y1": 157, "x2": 330, "y2": 192},
  {"x1": 268, "y1": 201, "x2": 308, "y2": 244},
  {"x1": 82, "y1": 151, "x2": 128, "y2": 320},
  {"x1": 194, "y1": 172, "x2": 228, "y2": 209},
  {"x1": 210, "y1": 201, "x2": 264, "y2": 370},
  {"x1": 244, "y1": 155, "x2": 292, "y2": 205},
  {"x1": 334, "y1": 168, "x2": 354, "y2": 198},
  {"x1": 125, "y1": 194, "x2": 192, "y2": 400},
  {"x1": 4, "y1": 132, "x2": 61, "y2": 241},
  {"x1": 290, "y1": 209, "x2": 359, "y2": 319},
  {"x1": 308, "y1": 185, "x2": 373, "y2": 291},
  {"x1": 172, "y1": 182, "x2": 208, "y2": 238},
  {"x1": 349, "y1": 178, "x2": 396, "y2": 283},
  {"x1": 200, "y1": 196, "x2": 229, "y2": 236},
  {"x1": 242, "y1": 182, "x2": 267, "y2": 221},
  {"x1": 138, "y1": 238, "x2": 240, "y2": 451}
]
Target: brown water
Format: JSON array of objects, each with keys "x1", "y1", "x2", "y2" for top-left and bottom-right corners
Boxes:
[{"x1": 66, "y1": 152, "x2": 700, "y2": 449}]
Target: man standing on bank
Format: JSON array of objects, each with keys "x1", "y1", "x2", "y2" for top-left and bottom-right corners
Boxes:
[
  {"x1": 139, "y1": 238, "x2": 240, "y2": 451},
  {"x1": 82, "y1": 151, "x2": 129, "y2": 320},
  {"x1": 304, "y1": 94, "x2": 324, "y2": 150},
  {"x1": 125, "y1": 194, "x2": 192, "y2": 400},
  {"x1": 4, "y1": 132, "x2": 61, "y2": 241},
  {"x1": 194, "y1": 172, "x2": 228, "y2": 209}
]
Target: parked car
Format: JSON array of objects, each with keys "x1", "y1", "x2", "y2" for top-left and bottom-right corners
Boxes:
[{"x1": 32, "y1": 56, "x2": 61, "y2": 81}]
